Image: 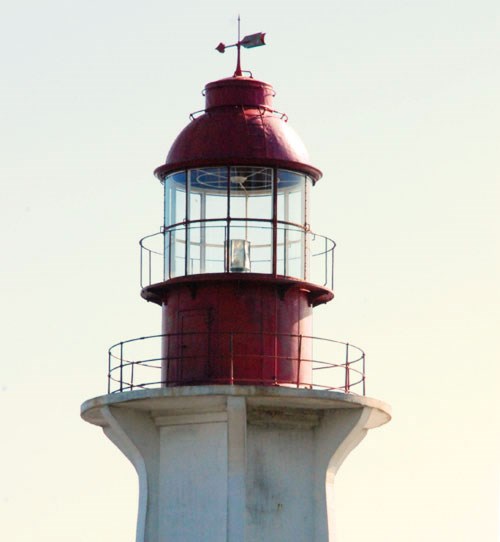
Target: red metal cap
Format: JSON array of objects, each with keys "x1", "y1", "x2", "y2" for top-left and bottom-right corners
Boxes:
[
  {"x1": 204, "y1": 76, "x2": 274, "y2": 109},
  {"x1": 155, "y1": 76, "x2": 322, "y2": 181}
]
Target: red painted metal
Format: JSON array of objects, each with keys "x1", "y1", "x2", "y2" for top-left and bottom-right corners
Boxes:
[
  {"x1": 154, "y1": 76, "x2": 322, "y2": 182},
  {"x1": 150, "y1": 73, "x2": 331, "y2": 388},
  {"x1": 160, "y1": 279, "x2": 312, "y2": 386},
  {"x1": 142, "y1": 274, "x2": 331, "y2": 387},
  {"x1": 142, "y1": 273, "x2": 333, "y2": 307}
]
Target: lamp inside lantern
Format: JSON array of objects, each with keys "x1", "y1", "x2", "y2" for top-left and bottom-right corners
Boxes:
[{"x1": 229, "y1": 239, "x2": 251, "y2": 272}]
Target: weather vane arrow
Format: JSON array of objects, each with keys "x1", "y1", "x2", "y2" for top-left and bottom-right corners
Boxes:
[{"x1": 215, "y1": 16, "x2": 266, "y2": 77}]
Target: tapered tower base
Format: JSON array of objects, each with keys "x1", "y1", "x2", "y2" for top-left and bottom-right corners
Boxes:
[{"x1": 81, "y1": 387, "x2": 390, "y2": 542}]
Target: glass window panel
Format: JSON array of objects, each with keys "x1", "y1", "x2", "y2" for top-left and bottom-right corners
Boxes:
[
  {"x1": 171, "y1": 226, "x2": 186, "y2": 278},
  {"x1": 248, "y1": 226, "x2": 272, "y2": 274},
  {"x1": 288, "y1": 189, "x2": 303, "y2": 225},
  {"x1": 186, "y1": 223, "x2": 202, "y2": 274},
  {"x1": 205, "y1": 193, "x2": 228, "y2": 220},
  {"x1": 188, "y1": 242, "x2": 201, "y2": 275},
  {"x1": 189, "y1": 190, "x2": 201, "y2": 222},
  {"x1": 175, "y1": 189, "x2": 186, "y2": 224},
  {"x1": 163, "y1": 231, "x2": 171, "y2": 280},
  {"x1": 190, "y1": 168, "x2": 228, "y2": 222},
  {"x1": 248, "y1": 193, "x2": 273, "y2": 220},
  {"x1": 190, "y1": 167, "x2": 227, "y2": 193},
  {"x1": 229, "y1": 221, "x2": 247, "y2": 236},
  {"x1": 230, "y1": 167, "x2": 272, "y2": 220},
  {"x1": 229, "y1": 191, "x2": 246, "y2": 218},
  {"x1": 276, "y1": 225, "x2": 305, "y2": 279},
  {"x1": 164, "y1": 181, "x2": 169, "y2": 227},
  {"x1": 164, "y1": 171, "x2": 186, "y2": 228},
  {"x1": 285, "y1": 227, "x2": 304, "y2": 279},
  {"x1": 276, "y1": 227, "x2": 285, "y2": 276},
  {"x1": 277, "y1": 170, "x2": 305, "y2": 226},
  {"x1": 205, "y1": 221, "x2": 226, "y2": 273},
  {"x1": 277, "y1": 192, "x2": 285, "y2": 222},
  {"x1": 189, "y1": 222, "x2": 201, "y2": 243}
]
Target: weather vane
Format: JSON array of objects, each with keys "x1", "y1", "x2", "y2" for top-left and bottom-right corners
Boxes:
[{"x1": 215, "y1": 15, "x2": 266, "y2": 77}]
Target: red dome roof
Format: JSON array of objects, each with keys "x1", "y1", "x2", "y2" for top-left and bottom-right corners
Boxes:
[{"x1": 154, "y1": 76, "x2": 322, "y2": 181}]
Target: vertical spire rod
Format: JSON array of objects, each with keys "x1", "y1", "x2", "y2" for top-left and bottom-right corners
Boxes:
[{"x1": 234, "y1": 15, "x2": 243, "y2": 77}]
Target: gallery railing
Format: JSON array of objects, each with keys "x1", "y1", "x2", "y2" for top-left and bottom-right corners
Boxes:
[
  {"x1": 140, "y1": 222, "x2": 335, "y2": 289},
  {"x1": 107, "y1": 332, "x2": 365, "y2": 395}
]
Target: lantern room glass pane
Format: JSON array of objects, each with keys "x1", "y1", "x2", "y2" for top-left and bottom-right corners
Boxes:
[
  {"x1": 277, "y1": 225, "x2": 305, "y2": 279},
  {"x1": 205, "y1": 193, "x2": 227, "y2": 220},
  {"x1": 190, "y1": 167, "x2": 227, "y2": 193},
  {"x1": 229, "y1": 167, "x2": 273, "y2": 220},
  {"x1": 204, "y1": 221, "x2": 226, "y2": 273},
  {"x1": 285, "y1": 227, "x2": 304, "y2": 278},
  {"x1": 187, "y1": 225, "x2": 201, "y2": 274},
  {"x1": 164, "y1": 171, "x2": 187, "y2": 227},
  {"x1": 277, "y1": 170, "x2": 305, "y2": 226},
  {"x1": 170, "y1": 225, "x2": 186, "y2": 278},
  {"x1": 163, "y1": 231, "x2": 171, "y2": 280},
  {"x1": 160, "y1": 167, "x2": 313, "y2": 280},
  {"x1": 249, "y1": 225, "x2": 272, "y2": 274},
  {"x1": 190, "y1": 167, "x2": 228, "y2": 220},
  {"x1": 189, "y1": 189, "x2": 202, "y2": 222}
]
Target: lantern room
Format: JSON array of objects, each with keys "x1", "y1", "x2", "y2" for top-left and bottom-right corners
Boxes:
[
  {"x1": 160, "y1": 166, "x2": 312, "y2": 279},
  {"x1": 151, "y1": 75, "x2": 330, "y2": 285}
]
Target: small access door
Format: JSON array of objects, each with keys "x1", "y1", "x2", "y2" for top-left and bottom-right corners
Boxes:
[{"x1": 178, "y1": 309, "x2": 211, "y2": 384}]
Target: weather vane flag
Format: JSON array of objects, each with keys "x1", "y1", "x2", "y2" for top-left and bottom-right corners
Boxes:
[{"x1": 215, "y1": 16, "x2": 266, "y2": 76}]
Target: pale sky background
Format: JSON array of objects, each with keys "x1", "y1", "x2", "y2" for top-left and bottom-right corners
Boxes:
[{"x1": 1, "y1": 1, "x2": 499, "y2": 541}]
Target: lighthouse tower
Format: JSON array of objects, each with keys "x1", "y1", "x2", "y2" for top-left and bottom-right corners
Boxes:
[{"x1": 81, "y1": 32, "x2": 390, "y2": 542}]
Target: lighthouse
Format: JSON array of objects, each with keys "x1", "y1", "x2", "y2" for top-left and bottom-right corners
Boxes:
[{"x1": 81, "y1": 31, "x2": 390, "y2": 542}]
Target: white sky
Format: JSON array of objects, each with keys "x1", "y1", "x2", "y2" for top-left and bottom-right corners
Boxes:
[{"x1": 1, "y1": 1, "x2": 499, "y2": 541}]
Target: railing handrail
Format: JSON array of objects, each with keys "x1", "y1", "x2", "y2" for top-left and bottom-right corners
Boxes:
[
  {"x1": 108, "y1": 331, "x2": 361, "y2": 354},
  {"x1": 139, "y1": 223, "x2": 336, "y2": 289},
  {"x1": 107, "y1": 331, "x2": 366, "y2": 395}
]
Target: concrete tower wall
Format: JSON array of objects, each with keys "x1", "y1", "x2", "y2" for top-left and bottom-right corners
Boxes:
[{"x1": 82, "y1": 387, "x2": 390, "y2": 542}]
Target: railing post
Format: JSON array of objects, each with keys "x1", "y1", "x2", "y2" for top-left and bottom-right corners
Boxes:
[
  {"x1": 344, "y1": 342, "x2": 350, "y2": 392},
  {"x1": 324, "y1": 237, "x2": 328, "y2": 286},
  {"x1": 283, "y1": 226, "x2": 287, "y2": 277},
  {"x1": 140, "y1": 244, "x2": 143, "y2": 289},
  {"x1": 272, "y1": 168, "x2": 278, "y2": 276},
  {"x1": 119, "y1": 342, "x2": 124, "y2": 393},
  {"x1": 162, "y1": 333, "x2": 168, "y2": 386},
  {"x1": 225, "y1": 224, "x2": 230, "y2": 273},
  {"x1": 168, "y1": 230, "x2": 172, "y2": 279},
  {"x1": 274, "y1": 333, "x2": 278, "y2": 385},
  {"x1": 148, "y1": 249, "x2": 152, "y2": 286},
  {"x1": 107, "y1": 350, "x2": 111, "y2": 394},
  {"x1": 184, "y1": 223, "x2": 189, "y2": 276},
  {"x1": 230, "y1": 333, "x2": 234, "y2": 384},
  {"x1": 296, "y1": 334, "x2": 302, "y2": 388},
  {"x1": 331, "y1": 243, "x2": 335, "y2": 290},
  {"x1": 362, "y1": 352, "x2": 366, "y2": 395}
]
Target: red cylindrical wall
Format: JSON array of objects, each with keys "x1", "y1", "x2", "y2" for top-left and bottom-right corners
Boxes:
[{"x1": 159, "y1": 279, "x2": 313, "y2": 387}]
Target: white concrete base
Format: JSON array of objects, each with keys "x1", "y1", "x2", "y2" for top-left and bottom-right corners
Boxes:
[{"x1": 81, "y1": 386, "x2": 390, "y2": 542}]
